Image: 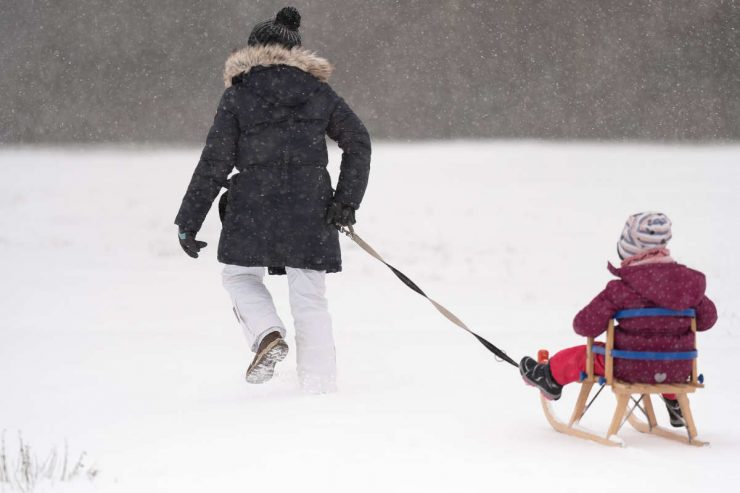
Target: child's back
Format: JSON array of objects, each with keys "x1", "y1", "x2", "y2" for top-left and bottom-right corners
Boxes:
[{"x1": 573, "y1": 258, "x2": 717, "y2": 384}]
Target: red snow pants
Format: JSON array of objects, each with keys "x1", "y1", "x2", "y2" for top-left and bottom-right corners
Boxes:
[
  {"x1": 548, "y1": 344, "x2": 675, "y2": 399},
  {"x1": 549, "y1": 343, "x2": 606, "y2": 386}
]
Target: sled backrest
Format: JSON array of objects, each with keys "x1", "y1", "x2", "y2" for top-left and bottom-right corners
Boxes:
[{"x1": 586, "y1": 308, "x2": 699, "y2": 386}]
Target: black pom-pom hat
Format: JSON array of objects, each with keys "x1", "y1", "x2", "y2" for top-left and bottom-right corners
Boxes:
[{"x1": 248, "y1": 7, "x2": 302, "y2": 49}]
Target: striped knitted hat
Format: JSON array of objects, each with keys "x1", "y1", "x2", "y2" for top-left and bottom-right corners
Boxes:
[
  {"x1": 248, "y1": 7, "x2": 302, "y2": 49},
  {"x1": 617, "y1": 212, "x2": 673, "y2": 259}
]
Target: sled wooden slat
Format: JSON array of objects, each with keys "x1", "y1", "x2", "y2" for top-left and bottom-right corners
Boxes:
[
  {"x1": 541, "y1": 396, "x2": 623, "y2": 447},
  {"x1": 611, "y1": 381, "x2": 702, "y2": 395},
  {"x1": 642, "y1": 394, "x2": 658, "y2": 428},
  {"x1": 568, "y1": 382, "x2": 594, "y2": 427},
  {"x1": 627, "y1": 413, "x2": 708, "y2": 447},
  {"x1": 586, "y1": 336, "x2": 595, "y2": 380},
  {"x1": 691, "y1": 318, "x2": 699, "y2": 384},
  {"x1": 677, "y1": 393, "x2": 700, "y2": 442},
  {"x1": 606, "y1": 394, "x2": 630, "y2": 437},
  {"x1": 605, "y1": 320, "x2": 615, "y2": 384}
]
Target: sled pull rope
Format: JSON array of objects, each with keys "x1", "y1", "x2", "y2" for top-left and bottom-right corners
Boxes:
[{"x1": 339, "y1": 225, "x2": 518, "y2": 367}]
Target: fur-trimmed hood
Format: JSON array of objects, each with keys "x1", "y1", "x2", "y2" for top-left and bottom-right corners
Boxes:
[{"x1": 223, "y1": 44, "x2": 333, "y2": 88}]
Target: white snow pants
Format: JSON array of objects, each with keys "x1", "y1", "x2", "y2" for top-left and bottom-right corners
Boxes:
[{"x1": 222, "y1": 265, "x2": 336, "y2": 388}]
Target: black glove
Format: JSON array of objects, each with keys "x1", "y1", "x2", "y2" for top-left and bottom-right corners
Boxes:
[
  {"x1": 178, "y1": 229, "x2": 207, "y2": 258},
  {"x1": 325, "y1": 201, "x2": 356, "y2": 228}
]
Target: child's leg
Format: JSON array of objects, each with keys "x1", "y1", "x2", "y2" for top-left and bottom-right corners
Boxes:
[
  {"x1": 286, "y1": 267, "x2": 336, "y2": 392},
  {"x1": 549, "y1": 345, "x2": 679, "y2": 400},
  {"x1": 222, "y1": 265, "x2": 286, "y2": 352},
  {"x1": 548, "y1": 344, "x2": 606, "y2": 386}
]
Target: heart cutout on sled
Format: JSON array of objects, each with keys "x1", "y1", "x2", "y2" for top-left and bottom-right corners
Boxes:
[{"x1": 654, "y1": 372, "x2": 667, "y2": 383}]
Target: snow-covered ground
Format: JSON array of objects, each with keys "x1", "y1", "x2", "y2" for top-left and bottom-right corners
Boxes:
[{"x1": 1, "y1": 142, "x2": 739, "y2": 492}]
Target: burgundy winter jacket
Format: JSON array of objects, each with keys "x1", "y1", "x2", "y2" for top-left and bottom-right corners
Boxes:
[{"x1": 573, "y1": 262, "x2": 717, "y2": 383}]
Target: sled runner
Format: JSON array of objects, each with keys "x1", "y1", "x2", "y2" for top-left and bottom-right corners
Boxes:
[{"x1": 540, "y1": 308, "x2": 707, "y2": 447}]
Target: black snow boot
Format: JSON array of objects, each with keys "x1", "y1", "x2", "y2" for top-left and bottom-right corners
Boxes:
[
  {"x1": 663, "y1": 397, "x2": 685, "y2": 428},
  {"x1": 520, "y1": 356, "x2": 563, "y2": 401},
  {"x1": 246, "y1": 331, "x2": 289, "y2": 384}
]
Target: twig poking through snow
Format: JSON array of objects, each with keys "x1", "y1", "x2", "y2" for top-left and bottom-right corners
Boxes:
[{"x1": 0, "y1": 432, "x2": 97, "y2": 492}]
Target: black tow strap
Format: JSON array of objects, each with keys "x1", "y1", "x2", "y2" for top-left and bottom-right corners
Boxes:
[{"x1": 339, "y1": 225, "x2": 519, "y2": 368}]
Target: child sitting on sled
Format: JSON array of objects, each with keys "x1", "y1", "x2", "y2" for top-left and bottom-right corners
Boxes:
[{"x1": 520, "y1": 212, "x2": 717, "y2": 426}]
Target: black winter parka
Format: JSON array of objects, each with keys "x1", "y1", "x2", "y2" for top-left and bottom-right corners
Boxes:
[{"x1": 175, "y1": 45, "x2": 371, "y2": 273}]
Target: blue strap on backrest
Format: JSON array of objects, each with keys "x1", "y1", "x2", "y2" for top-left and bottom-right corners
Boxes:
[
  {"x1": 592, "y1": 345, "x2": 697, "y2": 361},
  {"x1": 614, "y1": 308, "x2": 696, "y2": 319},
  {"x1": 601, "y1": 307, "x2": 698, "y2": 361}
]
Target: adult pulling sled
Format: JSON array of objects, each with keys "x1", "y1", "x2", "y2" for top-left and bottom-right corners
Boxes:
[{"x1": 338, "y1": 225, "x2": 710, "y2": 448}]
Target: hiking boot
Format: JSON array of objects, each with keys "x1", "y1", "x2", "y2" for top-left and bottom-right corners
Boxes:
[
  {"x1": 246, "y1": 331, "x2": 288, "y2": 384},
  {"x1": 663, "y1": 397, "x2": 685, "y2": 428},
  {"x1": 520, "y1": 356, "x2": 563, "y2": 401}
]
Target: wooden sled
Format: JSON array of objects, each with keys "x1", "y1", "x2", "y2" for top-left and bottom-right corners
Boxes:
[{"x1": 539, "y1": 308, "x2": 708, "y2": 447}]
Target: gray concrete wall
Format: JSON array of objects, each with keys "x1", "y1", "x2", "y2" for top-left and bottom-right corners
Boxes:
[{"x1": 1, "y1": 0, "x2": 738, "y2": 143}]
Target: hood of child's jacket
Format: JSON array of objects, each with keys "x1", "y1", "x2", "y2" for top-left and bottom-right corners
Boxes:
[{"x1": 614, "y1": 263, "x2": 707, "y2": 309}]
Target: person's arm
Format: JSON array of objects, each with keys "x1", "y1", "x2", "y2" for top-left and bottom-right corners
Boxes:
[
  {"x1": 695, "y1": 295, "x2": 718, "y2": 332},
  {"x1": 175, "y1": 88, "x2": 239, "y2": 236},
  {"x1": 326, "y1": 96, "x2": 371, "y2": 211},
  {"x1": 572, "y1": 281, "x2": 620, "y2": 337}
]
